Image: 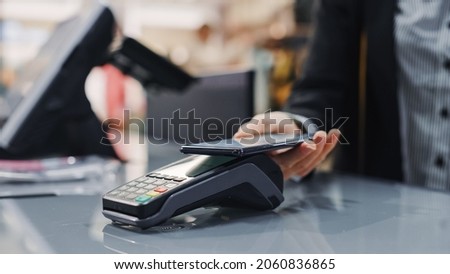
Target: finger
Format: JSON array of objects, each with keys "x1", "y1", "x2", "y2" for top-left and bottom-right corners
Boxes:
[
  {"x1": 282, "y1": 131, "x2": 327, "y2": 177},
  {"x1": 234, "y1": 119, "x2": 266, "y2": 139},
  {"x1": 271, "y1": 141, "x2": 316, "y2": 170},
  {"x1": 234, "y1": 112, "x2": 300, "y2": 139},
  {"x1": 296, "y1": 129, "x2": 340, "y2": 177},
  {"x1": 268, "y1": 147, "x2": 292, "y2": 156},
  {"x1": 322, "y1": 129, "x2": 340, "y2": 156},
  {"x1": 273, "y1": 131, "x2": 326, "y2": 179},
  {"x1": 271, "y1": 130, "x2": 325, "y2": 168}
]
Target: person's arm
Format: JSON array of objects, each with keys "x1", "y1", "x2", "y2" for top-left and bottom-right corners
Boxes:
[
  {"x1": 286, "y1": 0, "x2": 361, "y2": 127},
  {"x1": 235, "y1": 0, "x2": 361, "y2": 180}
]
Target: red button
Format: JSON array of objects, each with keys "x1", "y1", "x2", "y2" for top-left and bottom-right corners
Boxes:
[{"x1": 154, "y1": 187, "x2": 168, "y2": 193}]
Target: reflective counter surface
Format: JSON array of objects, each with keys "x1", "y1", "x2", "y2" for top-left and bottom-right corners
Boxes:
[{"x1": 1, "y1": 143, "x2": 450, "y2": 253}]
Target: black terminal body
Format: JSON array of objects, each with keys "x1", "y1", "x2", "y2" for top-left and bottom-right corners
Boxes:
[{"x1": 103, "y1": 154, "x2": 284, "y2": 229}]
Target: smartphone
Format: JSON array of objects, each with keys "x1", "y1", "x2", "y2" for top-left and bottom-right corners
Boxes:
[{"x1": 180, "y1": 133, "x2": 310, "y2": 157}]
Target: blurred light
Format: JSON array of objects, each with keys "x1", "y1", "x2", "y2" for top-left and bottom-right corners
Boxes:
[
  {"x1": 269, "y1": 22, "x2": 288, "y2": 40},
  {"x1": 67, "y1": 157, "x2": 76, "y2": 165},
  {"x1": 129, "y1": 4, "x2": 219, "y2": 30},
  {"x1": 0, "y1": 1, "x2": 82, "y2": 22}
]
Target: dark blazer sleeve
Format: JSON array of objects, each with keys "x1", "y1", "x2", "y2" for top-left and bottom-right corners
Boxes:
[{"x1": 284, "y1": 0, "x2": 362, "y2": 132}]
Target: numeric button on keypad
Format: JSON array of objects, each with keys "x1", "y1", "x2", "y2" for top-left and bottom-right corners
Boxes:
[
  {"x1": 153, "y1": 180, "x2": 165, "y2": 186},
  {"x1": 109, "y1": 191, "x2": 120, "y2": 196},
  {"x1": 126, "y1": 193, "x2": 138, "y2": 199},
  {"x1": 136, "y1": 183, "x2": 148, "y2": 188},
  {"x1": 144, "y1": 184, "x2": 156, "y2": 190},
  {"x1": 165, "y1": 183, "x2": 178, "y2": 188},
  {"x1": 135, "y1": 189, "x2": 147, "y2": 194},
  {"x1": 144, "y1": 178, "x2": 157, "y2": 184}
]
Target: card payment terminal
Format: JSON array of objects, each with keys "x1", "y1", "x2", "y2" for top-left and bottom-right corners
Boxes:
[{"x1": 102, "y1": 154, "x2": 284, "y2": 229}]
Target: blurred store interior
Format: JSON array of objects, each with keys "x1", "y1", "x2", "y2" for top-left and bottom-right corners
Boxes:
[
  {"x1": 0, "y1": 0, "x2": 315, "y2": 111},
  {"x1": 0, "y1": 0, "x2": 316, "y2": 178}
]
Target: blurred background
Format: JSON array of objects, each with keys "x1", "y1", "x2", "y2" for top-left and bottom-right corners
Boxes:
[
  {"x1": 0, "y1": 1, "x2": 319, "y2": 253},
  {"x1": 0, "y1": 0, "x2": 319, "y2": 182},
  {"x1": 0, "y1": 0, "x2": 315, "y2": 112}
]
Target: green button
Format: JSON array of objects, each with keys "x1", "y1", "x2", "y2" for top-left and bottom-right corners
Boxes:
[{"x1": 135, "y1": 195, "x2": 152, "y2": 203}]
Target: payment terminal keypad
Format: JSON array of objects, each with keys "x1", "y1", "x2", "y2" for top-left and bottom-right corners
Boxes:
[{"x1": 105, "y1": 173, "x2": 187, "y2": 205}]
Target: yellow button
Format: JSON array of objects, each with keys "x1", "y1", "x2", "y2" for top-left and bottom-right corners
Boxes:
[{"x1": 146, "y1": 191, "x2": 160, "y2": 197}]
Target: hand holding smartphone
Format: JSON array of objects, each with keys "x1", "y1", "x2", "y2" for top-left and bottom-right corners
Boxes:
[{"x1": 180, "y1": 133, "x2": 310, "y2": 157}]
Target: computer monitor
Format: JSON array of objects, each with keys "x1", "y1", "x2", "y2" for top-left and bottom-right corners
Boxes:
[
  {"x1": 0, "y1": 1, "x2": 196, "y2": 160},
  {"x1": 146, "y1": 70, "x2": 255, "y2": 144},
  {"x1": 0, "y1": 1, "x2": 117, "y2": 159}
]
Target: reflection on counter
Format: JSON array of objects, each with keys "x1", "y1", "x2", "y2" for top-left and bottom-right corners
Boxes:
[
  {"x1": 0, "y1": 156, "x2": 123, "y2": 198},
  {"x1": 1, "y1": 172, "x2": 450, "y2": 253},
  {"x1": 100, "y1": 173, "x2": 450, "y2": 254}
]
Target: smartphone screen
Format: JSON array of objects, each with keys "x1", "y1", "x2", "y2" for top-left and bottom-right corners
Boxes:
[{"x1": 180, "y1": 133, "x2": 309, "y2": 157}]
